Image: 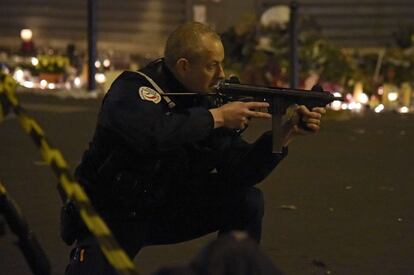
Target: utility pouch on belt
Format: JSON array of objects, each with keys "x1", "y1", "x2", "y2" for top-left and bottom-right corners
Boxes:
[
  {"x1": 60, "y1": 200, "x2": 80, "y2": 245},
  {"x1": 96, "y1": 148, "x2": 166, "y2": 209}
]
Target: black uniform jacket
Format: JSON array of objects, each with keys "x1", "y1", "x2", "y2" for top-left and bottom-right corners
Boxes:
[{"x1": 76, "y1": 59, "x2": 288, "y2": 213}]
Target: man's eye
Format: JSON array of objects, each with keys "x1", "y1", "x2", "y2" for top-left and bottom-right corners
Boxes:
[{"x1": 207, "y1": 65, "x2": 215, "y2": 70}]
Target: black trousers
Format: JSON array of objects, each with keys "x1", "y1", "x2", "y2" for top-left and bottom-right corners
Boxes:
[{"x1": 65, "y1": 185, "x2": 264, "y2": 275}]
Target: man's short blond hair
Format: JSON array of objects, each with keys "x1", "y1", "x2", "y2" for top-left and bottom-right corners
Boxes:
[{"x1": 164, "y1": 22, "x2": 221, "y2": 67}]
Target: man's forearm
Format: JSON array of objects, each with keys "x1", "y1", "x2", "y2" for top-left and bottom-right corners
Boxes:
[{"x1": 220, "y1": 132, "x2": 288, "y2": 186}]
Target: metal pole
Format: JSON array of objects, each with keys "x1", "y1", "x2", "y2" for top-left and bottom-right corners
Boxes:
[
  {"x1": 289, "y1": 1, "x2": 299, "y2": 88},
  {"x1": 87, "y1": 0, "x2": 97, "y2": 91},
  {"x1": 185, "y1": 0, "x2": 193, "y2": 21},
  {"x1": 254, "y1": 0, "x2": 263, "y2": 37}
]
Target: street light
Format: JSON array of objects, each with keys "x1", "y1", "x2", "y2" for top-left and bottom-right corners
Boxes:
[
  {"x1": 20, "y1": 29, "x2": 35, "y2": 56},
  {"x1": 20, "y1": 29, "x2": 33, "y2": 41}
]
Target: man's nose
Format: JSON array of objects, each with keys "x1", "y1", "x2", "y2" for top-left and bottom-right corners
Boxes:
[{"x1": 217, "y1": 64, "x2": 225, "y2": 79}]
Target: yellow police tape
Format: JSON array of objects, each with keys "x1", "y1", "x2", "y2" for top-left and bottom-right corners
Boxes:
[
  {"x1": 0, "y1": 74, "x2": 139, "y2": 275},
  {"x1": 0, "y1": 181, "x2": 6, "y2": 195},
  {"x1": 0, "y1": 103, "x2": 4, "y2": 122}
]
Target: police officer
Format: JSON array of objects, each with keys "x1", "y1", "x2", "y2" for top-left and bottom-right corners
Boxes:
[{"x1": 65, "y1": 22, "x2": 325, "y2": 274}]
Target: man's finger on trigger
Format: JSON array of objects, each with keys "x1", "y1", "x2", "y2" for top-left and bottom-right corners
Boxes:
[{"x1": 245, "y1": 101, "x2": 270, "y2": 109}]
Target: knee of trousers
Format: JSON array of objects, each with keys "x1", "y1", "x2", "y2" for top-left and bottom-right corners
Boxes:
[{"x1": 238, "y1": 187, "x2": 265, "y2": 220}]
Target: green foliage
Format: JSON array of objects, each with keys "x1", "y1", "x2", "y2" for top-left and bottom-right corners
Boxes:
[
  {"x1": 220, "y1": 13, "x2": 353, "y2": 86},
  {"x1": 381, "y1": 48, "x2": 414, "y2": 85},
  {"x1": 35, "y1": 55, "x2": 69, "y2": 74},
  {"x1": 220, "y1": 12, "x2": 414, "y2": 93}
]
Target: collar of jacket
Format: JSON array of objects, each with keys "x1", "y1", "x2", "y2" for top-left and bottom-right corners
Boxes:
[
  {"x1": 140, "y1": 58, "x2": 188, "y2": 93},
  {"x1": 139, "y1": 58, "x2": 206, "y2": 109}
]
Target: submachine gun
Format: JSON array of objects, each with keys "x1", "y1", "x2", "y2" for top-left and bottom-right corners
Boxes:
[
  {"x1": 0, "y1": 181, "x2": 51, "y2": 275},
  {"x1": 165, "y1": 78, "x2": 343, "y2": 153}
]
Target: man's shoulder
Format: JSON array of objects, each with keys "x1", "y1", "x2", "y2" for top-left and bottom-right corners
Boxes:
[
  {"x1": 102, "y1": 69, "x2": 167, "y2": 112},
  {"x1": 112, "y1": 70, "x2": 150, "y2": 88},
  {"x1": 106, "y1": 69, "x2": 159, "y2": 97},
  {"x1": 102, "y1": 59, "x2": 174, "y2": 110}
]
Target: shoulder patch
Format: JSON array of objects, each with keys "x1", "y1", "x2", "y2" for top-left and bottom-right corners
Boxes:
[{"x1": 138, "y1": 86, "x2": 161, "y2": 104}]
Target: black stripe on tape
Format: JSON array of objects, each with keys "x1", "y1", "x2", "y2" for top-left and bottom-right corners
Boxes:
[
  {"x1": 29, "y1": 128, "x2": 44, "y2": 147},
  {"x1": 76, "y1": 201, "x2": 98, "y2": 218},
  {"x1": 0, "y1": 94, "x2": 11, "y2": 116},
  {"x1": 50, "y1": 159, "x2": 70, "y2": 178}
]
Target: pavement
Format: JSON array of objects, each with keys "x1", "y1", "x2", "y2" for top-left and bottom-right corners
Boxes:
[{"x1": 0, "y1": 91, "x2": 413, "y2": 275}]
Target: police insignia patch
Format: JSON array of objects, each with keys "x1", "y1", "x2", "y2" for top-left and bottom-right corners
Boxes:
[{"x1": 138, "y1": 86, "x2": 161, "y2": 104}]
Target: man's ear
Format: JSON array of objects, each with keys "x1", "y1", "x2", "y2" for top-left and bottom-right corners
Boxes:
[{"x1": 175, "y1": 58, "x2": 189, "y2": 77}]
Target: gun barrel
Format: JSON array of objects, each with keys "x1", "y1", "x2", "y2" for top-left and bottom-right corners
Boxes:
[{"x1": 217, "y1": 82, "x2": 343, "y2": 104}]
